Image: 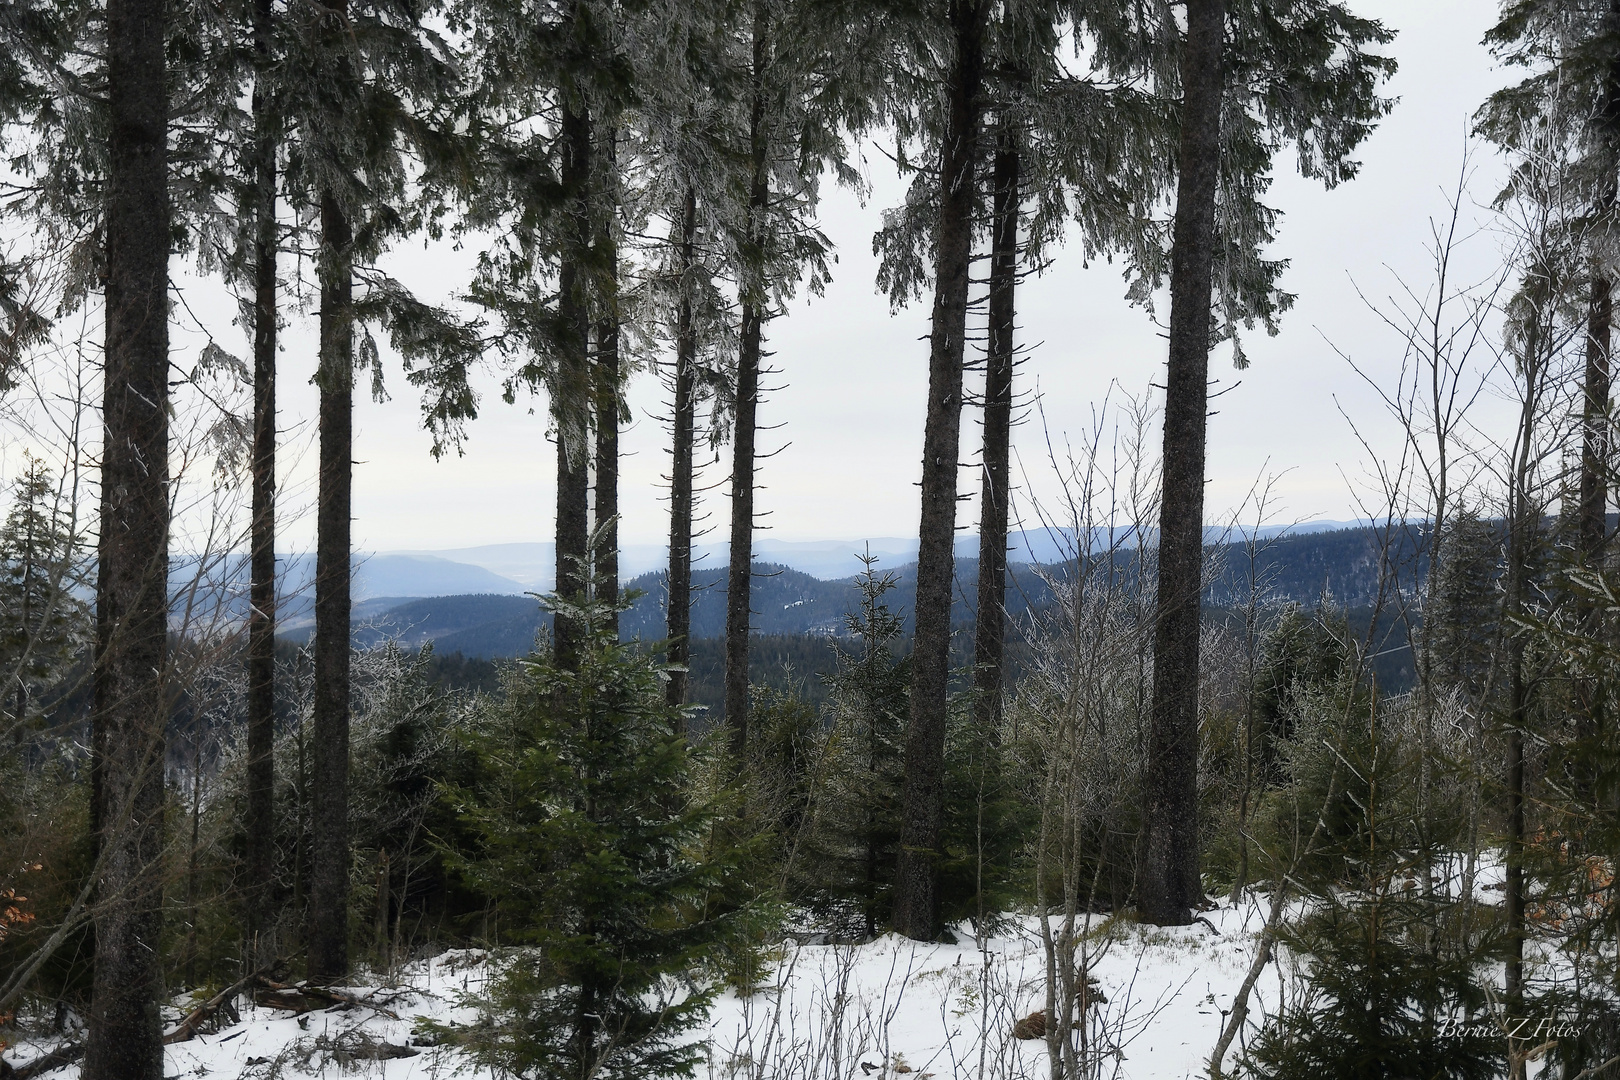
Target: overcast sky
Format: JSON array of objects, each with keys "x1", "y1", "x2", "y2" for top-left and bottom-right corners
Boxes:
[{"x1": 160, "y1": 0, "x2": 1516, "y2": 554}]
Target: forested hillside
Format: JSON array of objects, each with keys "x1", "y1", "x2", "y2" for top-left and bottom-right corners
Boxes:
[{"x1": 7, "y1": 0, "x2": 1620, "y2": 1077}]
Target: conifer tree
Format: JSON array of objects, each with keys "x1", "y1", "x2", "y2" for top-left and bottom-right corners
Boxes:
[
  {"x1": 244, "y1": 0, "x2": 279, "y2": 955},
  {"x1": 964, "y1": 0, "x2": 1172, "y2": 765},
  {"x1": 800, "y1": 556, "x2": 910, "y2": 937},
  {"x1": 1139, "y1": 0, "x2": 1395, "y2": 925},
  {"x1": 666, "y1": 188, "x2": 703, "y2": 710},
  {"x1": 871, "y1": 0, "x2": 1172, "y2": 936},
  {"x1": 85, "y1": 0, "x2": 170, "y2": 1068},
  {"x1": 628, "y1": 0, "x2": 738, "y2": 710},
  {"x1": 893, "y1": 0, "x2": 990, "y2": 943},
  {"x1": 1140, "y1": 0, "x2": 1226, "y2": 927},
  {"x1": 446, "y1": 592, "x2": 741, "y2": 1080},
  {"x1": 973, "y1": 114, "x2": 1018, "y2": 742},
  {"x1": 1242, "y1": 696, "x2": 1499, "y2": 1080},
  {"x1": 448, "y1": 0, "x2": 634, "y2": 672},
  {"x1": 0, "y1": 458, "x2": 87, "y2": 743},
  {"x1": 716, "y1": 0, "x2": 859, "y2": 760},
  {"x1": 1479, "y1": 0, "x2": 1620, "y2": 813},
  {"x1": 280, "y1": 0, "x2": 467, "y2": 981}
]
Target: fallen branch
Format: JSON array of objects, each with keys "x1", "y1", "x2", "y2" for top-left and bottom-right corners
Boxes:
[
  {"x1": 255, "y1": 978, "x2": 400, "y2": 1020},
  {"x1": 165, "y1": 967, "x2": 272, "y2": 1044},
  {"x1": 1571, "y1": 1053, "x2": 1620, "y2": 1080},
  {"x1": 3, "y1": 1041, "x2": 84, "y2": 1080},
  {"x1": 1208, "y1": 889, "x2": 1285, "y2": 1080}
]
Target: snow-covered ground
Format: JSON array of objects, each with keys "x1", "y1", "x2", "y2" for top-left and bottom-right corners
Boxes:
[{"x1": 3, "y1": 899, "x2": 1292, "y2": 1080}]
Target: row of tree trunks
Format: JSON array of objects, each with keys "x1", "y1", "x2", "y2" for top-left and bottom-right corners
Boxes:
[
  {"x1": 723, "y1": 0, "x2": 771, "y2": 763},
  {"x1": 1141, "y1": 0, "x2": 1225, "y2": 928},
  {"x1": 84, "y1": 0, "x2": 170, "y2": 1071},
  {"x1": 665, "y1": 186, "x2": 699, "y2": 716},
  {"x1": 893, "y1": 0, "x2": 988, "y2": 943},
  {"x1": 972, "y1": 119, "x2": 1020, "y2": 739}
]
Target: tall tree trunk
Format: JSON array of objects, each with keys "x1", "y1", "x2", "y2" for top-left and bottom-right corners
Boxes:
[
  {"x1": 666, "y1": 186, "x2": 698, "y2": 716},
  {"x1": 308, "y1": 185, "x2": 353, "y2": 984},
  {"x1": 244, "y1": 0, "x2": 278, "y2": 959},
  {"x1": 973, "y1": 120, "x2": 1019, "y2": 740},
  {"x1": 1503, "y1": 330, "x2": 1542, "y2": 1077},
  {"x1": 84, "y1": 0, "x2": 168, "y2": 1068},
  {"x1": 553, "y1": 94, "x2": 593, "y2": 672},
  {"x1": 1141, "y1": 0, "x2": 1224, "y2": 928},
  {"x1": 1581, "y1": 271, "x2": 1611, "y2": 572},
  {"x1": 1505, "y1": 536, "x2": 1529, "y2": 1079},
  {"x1": 1576, "y1": 271, "x2": 1611, "y2": 797},
  {"x1": 893, "y1": 0, "x2": 987, "y2": 943},
  {"x1": 594, "y1": 127, "x2": 620, "y2": 640},
  {"x1": 724, "y1": 2, "x2": 769, "y2": 762},
  {"x1": 725, "y1": 302, "x2": 760, "y2": 758}
]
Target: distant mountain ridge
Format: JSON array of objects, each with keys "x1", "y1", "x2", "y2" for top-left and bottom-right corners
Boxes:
[
  {"x1": 311, "y1": 523, "x2": 1411, "y2": 661},
  {"x1": 377, "y1": 519, "x2": 1373, "y2": 592}
]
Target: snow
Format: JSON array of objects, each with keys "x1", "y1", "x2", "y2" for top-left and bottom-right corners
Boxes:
[{"x1": 0, "y1": 895, "x2": 1449, "y2": 1080}]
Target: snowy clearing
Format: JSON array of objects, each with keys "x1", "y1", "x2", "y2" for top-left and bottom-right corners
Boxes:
[{"x1": 2, "y1": 899, "x2": 1296, "y2": 1080}]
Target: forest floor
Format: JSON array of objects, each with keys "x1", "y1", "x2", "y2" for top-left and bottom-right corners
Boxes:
[{"x1": 2, "y1": 887, "x2": 1526, "y2": 1080}]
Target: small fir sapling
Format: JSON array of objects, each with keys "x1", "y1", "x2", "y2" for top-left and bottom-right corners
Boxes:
[{"x1": 440, "y1": 590, "x2": 748, "y2": 1080}]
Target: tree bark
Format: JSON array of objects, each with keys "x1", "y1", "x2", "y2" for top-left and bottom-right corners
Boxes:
[
  {"x1": 244, "y1": 0, "x2": 277, "y2": 959},
  {"x1": 1575, "y1": 0, "x2": 1620, "y2": 793},
  {"x1": 1142, "y1": 0, "x2": 1224, "y2": 928},
  {"x1": 666, "y1": 186, "x2": 698, "y2": 716},
  {"x1": 973, "y1": 121, "x2": 1019, "y2": 740},
  {"x1": 724, "y1": 299, "x2": 761, "y2": 759},
  {"x1": 1501, "y1": 298, "x2": 1547, "y2": 1074},
  {"x1": 84, "y1": 0, "x2": 168, "y2": 1069},
  {"x1": 724, "y1": 2, "x2": 770, "y2": 762},
  {"x1": 1576, "y1": 272, "x2": 1611, "y2": 797},
  {"x1": 893, "y1": 0, "x2": 987, "y2": 943},
  {"x1": 553, "y1": 94, "x2": 593, "y2": 672},
  {"x1": 594, "y1": 127, "x2": 620, "y2": 641},
  {"x1": 308, "y1": 185, "x2": 353, "y2": 985},
  {"x1": 1580, "y1": 276, "x2": 1610, "y2": 573}
]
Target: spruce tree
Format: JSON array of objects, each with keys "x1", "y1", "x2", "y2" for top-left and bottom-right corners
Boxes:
[
  {"x1": 893, "y1": 0, "x2": 990, "y2": 943},
  {"x1": 715, "y1": 0, "x2": 857, "y2": 761},
  {"x1": 244, "y1": 0, "x2": 279, "y2": 957},
  {"x1": 446, "y1": 592, "x2": 740, "y2": 1080},
  {"x1": 1139, "y1": 0, "x2": 1396, "y2": 925},
  {"x1": 798, "y1": 556, "x2": 910, "y2": 937},
  {"x1": 448, "y1": 0, "x2": 637, "y2": 672},
  {"x1": 1242, "y1": 699, "x2": 1499, "y2": 1080},
  {"x1": 279, "y1": 0, "x2": 466, "y2": 981},
  {"x1": 1140, "y1": 0, "x2": 1226, "y2": 927},
  {"x1": 0, "y1": 458, "x2": 87, "y2": 742},
  {"x1": 666, "y1": 188, "x2": 702, "y2": 711},
  {"x1": 1479, "y1": 0, "x2": 1620, "y2": 826},
  {"x1": 85, "y1": 0, "x2": 170, "y2": 1069}
]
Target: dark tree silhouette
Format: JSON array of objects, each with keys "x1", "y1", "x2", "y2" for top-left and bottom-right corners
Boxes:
[
  {"x1": 1140, "y1": 0, "x2": 1225, "y2": 928},
  {"x1": 894, "y1": 0, "x2": 988, "y2": 943},
  {"x1": 666, "y1": 188, "x2": 699, "y2": 713},
  {"x1": 244, "y1": 0, "x2": 279, "y2": 957},
  {"x1": 84, "y1": 0, "x2": 170, "y2": 1068},
  {"x1": 972, "y1": 119, "x2": 1020, "y2": 740}
]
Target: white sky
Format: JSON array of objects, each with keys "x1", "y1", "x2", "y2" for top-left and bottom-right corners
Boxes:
[{"x1": 90, "y1": 0, "x2": 1525, "y2": 553}]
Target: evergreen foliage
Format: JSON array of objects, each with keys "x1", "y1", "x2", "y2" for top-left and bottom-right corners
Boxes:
[
  {"x1": 794, "y1": 558, "x2": 910, "y2": 937},
  {"x1": 1242, "y1": 699, "x2": 1500, "y2": 1080},
  {"x1": 0, "y1": 458, "x2": 88, "y2": 739},
  {"x1": 442, "y1": 594, "x2": 743, "y2": 1080}
]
